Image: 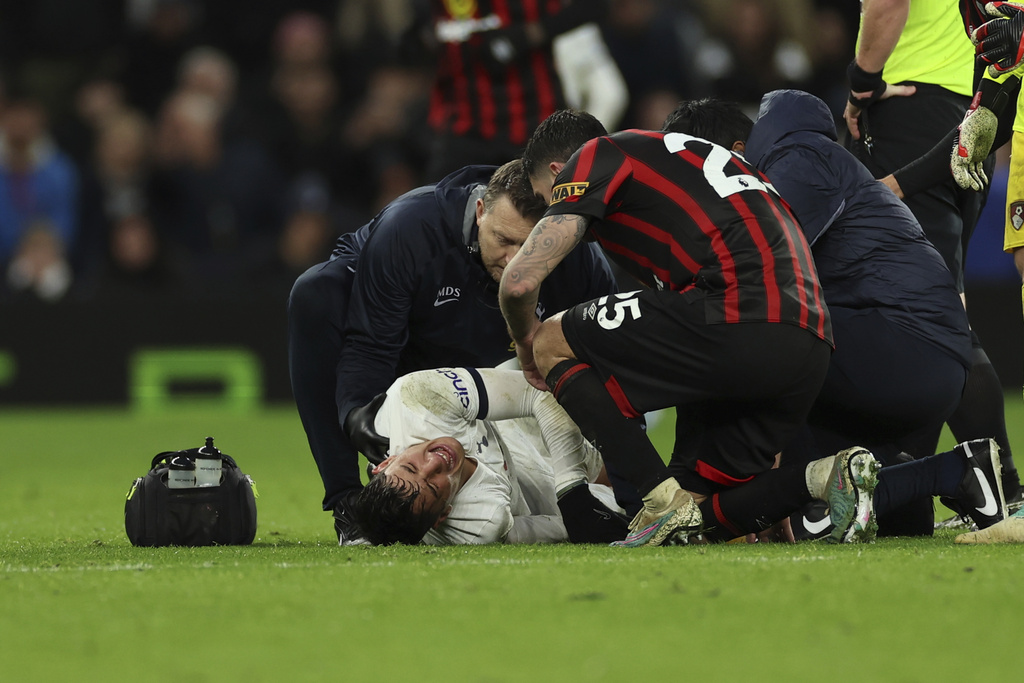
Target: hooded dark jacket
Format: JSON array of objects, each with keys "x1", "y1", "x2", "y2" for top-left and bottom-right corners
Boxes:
[{"x1": 745, "y1": 90, "x2": 971, "y2": 368}]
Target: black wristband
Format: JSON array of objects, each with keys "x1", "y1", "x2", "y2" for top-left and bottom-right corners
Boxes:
[
  {"x1": 976, "y1": 76, "x2": 1002, "y2": 110},
  {"x1": 978, "y1": 74, "x2": 1021, "y2": 115},
  {"x1": 847, "y1": 60, "x2": 884, "y2": 93}
]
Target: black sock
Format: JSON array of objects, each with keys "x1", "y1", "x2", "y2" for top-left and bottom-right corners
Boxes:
[
  {"x1": 877, "y1": 498, "x2": 935, "y2": 537},
  {"x1": 874, "y1": 448, "x2": 965, "y2": 517},
  {"x1": 556, "y1": 484, "x2": 630, "y2": 543},
  {"x1": 876, "y1": 452, "x2": 934, "y2": 537},
  {"x1": 547, "y1": 360, "x2": 669, "y2": 496},
  {"x1": 947, "y1": 344, "x2": 1019, "y2": 483},
  {"x1": 697, "y1": 466, "x2": 812, "y2": 542},
  {"x1": 603, "y1": 465, "x2": 643, "y2": 519}
]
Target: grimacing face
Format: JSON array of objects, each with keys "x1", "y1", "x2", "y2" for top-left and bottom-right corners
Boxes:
[
  {"x1": 475, "y1": 195, "x2": 537, "y2": 283},
  {"x1": 372, "y1": 437, "x2": 469, "y2": 521}
]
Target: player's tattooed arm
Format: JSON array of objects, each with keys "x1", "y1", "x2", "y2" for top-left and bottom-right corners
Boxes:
[
  {"x1": 507, "y1": 214, "x2": 590, "y2": 293},
  {"x1": 499, "y1": 213, "x2": 590, "y2": 340}
]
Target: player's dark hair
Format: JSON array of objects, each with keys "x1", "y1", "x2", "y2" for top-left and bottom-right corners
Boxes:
[
  {"x1": 661, "y1": 99, "x2": 754, "y2": 149},
  {"x1": 349, "y1": 474, "x2": 440, "y2": 546},
  {"x1": 483, "y1": 158, "x2": 547, "y2": 223},
  {"x1": 522, "y1": 109, "x2": 607, "y2": 178}
]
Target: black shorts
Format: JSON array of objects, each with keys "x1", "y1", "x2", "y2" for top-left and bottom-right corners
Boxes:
[{"x1": 561, "y1": 288, "x2": 831, "y2": 494}]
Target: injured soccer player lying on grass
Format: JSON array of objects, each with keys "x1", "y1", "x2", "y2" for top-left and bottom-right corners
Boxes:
[
  {"x1": 345, "y1": 367, "x2": 631, "y2": 546},
  {"x1": 345, "y1": 365, "x2": 1014, "y2": 547}
]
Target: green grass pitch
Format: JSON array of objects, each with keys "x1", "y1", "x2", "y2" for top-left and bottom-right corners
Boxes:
[{"x1": 2, "y1": 399, "x2": 1022, "y2": 682}]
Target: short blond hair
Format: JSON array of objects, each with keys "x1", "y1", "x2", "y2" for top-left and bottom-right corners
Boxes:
[{"x1": 483, "y1": 159, "x2": 547, "y2": 223}]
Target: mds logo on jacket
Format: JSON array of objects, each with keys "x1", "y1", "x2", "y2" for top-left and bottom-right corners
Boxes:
[{"x1": 434, "y1": 286, "x2": 461, "y2": 307}]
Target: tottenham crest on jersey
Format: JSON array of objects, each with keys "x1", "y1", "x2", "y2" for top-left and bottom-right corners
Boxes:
[{"x1": 550, "y1": 181, "x2": 589, "y2": 204}]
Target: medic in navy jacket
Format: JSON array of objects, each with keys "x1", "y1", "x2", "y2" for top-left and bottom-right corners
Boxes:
[{"x1": 288, "y1": 163, "x2": 617, "y2": 537}]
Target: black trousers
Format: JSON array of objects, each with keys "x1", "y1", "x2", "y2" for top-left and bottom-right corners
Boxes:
[
  {"x1": 287, "y1": 256, "x2": 360, "y2": 510},
  {"x1": 848, "y1": 82, "x2": 992, "y2": 292},
  {"x1": 783, "y1": 306, "x2": 968, "y2": 469}
]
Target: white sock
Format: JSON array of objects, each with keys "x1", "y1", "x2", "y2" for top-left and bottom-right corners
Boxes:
[
  {"x1": 805, "y1": 455, "x2": 837, "y2": 500},
  {"x1": 643, "y1": 477, "x2": 682, "y2": 512}
]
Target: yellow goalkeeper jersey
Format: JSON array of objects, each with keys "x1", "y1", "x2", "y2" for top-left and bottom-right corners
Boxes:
[{"x1": 1006, "y1": 128, "x2": 1024, "y2": 252}]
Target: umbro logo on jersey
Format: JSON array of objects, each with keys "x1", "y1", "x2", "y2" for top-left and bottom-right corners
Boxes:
[
  {"x1": 434, "y1": 286, "x2": 461, "y2": 307},
  {"x1": 550, "y1": 181, "x2": 589, "y2": 204}
]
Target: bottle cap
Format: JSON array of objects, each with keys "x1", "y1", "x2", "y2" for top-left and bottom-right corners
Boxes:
[
  {"x1": 168, "y1": 455, "x2": 195, "y2": 470},
  {"x1": 199, "y1": 436, "x2": 222, "y2": 457}
]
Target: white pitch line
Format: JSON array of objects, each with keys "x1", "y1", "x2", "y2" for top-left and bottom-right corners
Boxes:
[{"x1": 1, "y1": 550, "x2": 838, "y2": 574}]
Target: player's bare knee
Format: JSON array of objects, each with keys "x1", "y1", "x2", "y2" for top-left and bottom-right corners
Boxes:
[{"x1": 533, "y1": 313, "x2": 573, "y2": 377}]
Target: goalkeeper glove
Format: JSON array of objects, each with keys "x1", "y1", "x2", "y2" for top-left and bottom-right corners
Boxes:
[
  {"x1": 973, "y1": 2, "x2": 1024, "y2": 77},
  {"x1": 951, "y1": 92, "x2": 999, "y2": 191}
]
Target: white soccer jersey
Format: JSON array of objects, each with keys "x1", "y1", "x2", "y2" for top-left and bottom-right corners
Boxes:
[{"x1": 372, "y1": 367, "x2": 605, "y2": 544}]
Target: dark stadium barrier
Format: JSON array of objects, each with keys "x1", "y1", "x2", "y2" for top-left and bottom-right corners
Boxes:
[
  {"x1": 0, "y1": 282, "x2": 1020, "y2": 407},
  {"x1": 0, "y1": 298, "x2": 290, "y2": 406}
]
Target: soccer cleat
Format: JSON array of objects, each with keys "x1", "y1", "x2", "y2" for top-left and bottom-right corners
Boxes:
[
  {"x1": 610, "y1": 489, "x2": 703, "y2": 547},
  {"x1": 934, "y1": 512, "x2": 972, "y2": 531},
  {"x1": 611, "y1": 480, "x2": 702, "y2": 547},
  {"x1": 1010, "y1": 496, "x2": 1024, "y2": 517},
  {"x1": 941, "y1": 438, "x2": 1007, "y2": 530},
  {"x1": 826, "y1": 447, "x2": 880, "y2": 544},
  {"x1": 789, "y1": 499, "x2": 833, "y2": 541},
  {"x1": 334, "y1": 493, "x2": 371, "y2": 546},
  {"x1": 955, "y1": 507, "x2": 1024, "y2": 544}
]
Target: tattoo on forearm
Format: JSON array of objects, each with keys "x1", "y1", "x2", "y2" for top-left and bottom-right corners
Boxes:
[
  {"x1": 508, "y1": 214, "x2": 590, "y2": 285},
  {"x1": 519, "y1": 214, "x2": 590, "y2": 259},
  {"x1": 501, "y1": 213, "x2": 590, "y2": 337}
]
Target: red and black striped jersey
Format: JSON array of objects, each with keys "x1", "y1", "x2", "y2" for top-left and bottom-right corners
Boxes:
[
  {"x1": 544, "y1": 130, "x2": 833, "y2": 344},
  {"x1": 429, "y1": 0, "x2": 566, "y2": 145}
]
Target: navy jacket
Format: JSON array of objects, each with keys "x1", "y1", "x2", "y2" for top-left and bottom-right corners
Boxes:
[
  {"x1": 333, "y1": 165, "x2": 617, "y2": 424},
  {"x1": 746, "y1": 90, "x2": 971, "y2": 368}
]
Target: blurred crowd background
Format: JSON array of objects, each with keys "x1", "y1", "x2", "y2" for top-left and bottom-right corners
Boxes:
[{"x1": 0, "y1": 0, "x2": 1010, "y2": 308}]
